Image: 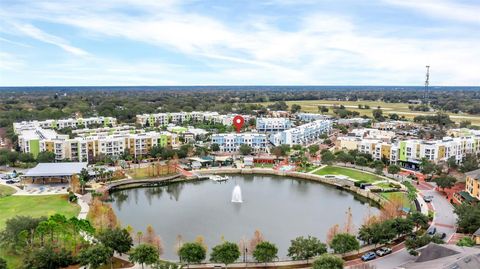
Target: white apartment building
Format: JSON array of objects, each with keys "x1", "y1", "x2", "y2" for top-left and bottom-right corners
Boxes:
[
  {"x1": 14, "y1": 116, "x2": 117, "y2": 132},
  {"x1": 296, "y1": 113, "x2": 331, "y2": 122},
  {"x1": 270, "y1": 120, "x2": 332, "y2": 146},
  {"x1": 136, "y1": 112, "x2": 253, "y2": 127},
  {"x1": 211, "y1": 133, "x2": 268, "y2": 153},
  {"x1": 136, "y1": 112, "x2": 221, "y2": 126},
  {"x1": 256, "y1": 118, "x2": 292, "y2": 133}
]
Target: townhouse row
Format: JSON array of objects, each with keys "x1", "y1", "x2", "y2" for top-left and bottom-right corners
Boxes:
[
  {"x1": 336, "y1": 133, "x2": 480, "y2": 168},
  {"x1": 18, "y1": 127, "x2": 178, "y2": 162},
  {"x1": 270, "y1": 119, "x2": 332, "y2": 146},
  {"x1": 13, "y1": 116, "x2": 117, "y2": 132},
  {"x1": 136, "y1": 112, "x2": 252, "y2": 127}
]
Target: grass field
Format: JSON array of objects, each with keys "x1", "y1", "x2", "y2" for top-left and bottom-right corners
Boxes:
[
  {"x1": 254, "y1": 163, "x2": 274, "y2": 168},
  {"x1": 252, "y1": 99, "x2": 480, "y2": 125},
  {"x1": 314, "y1": 165, "x2": 384, "y2": 183},
  {"x1": 380, "y1": 192, "x2": 416, "y2": 212},
  {"x1": 0, "y1": 185, "x2": 16, "y2": 197},
  {"x1": 0, "y1": 194, "x2": 80, "y2": 230}
]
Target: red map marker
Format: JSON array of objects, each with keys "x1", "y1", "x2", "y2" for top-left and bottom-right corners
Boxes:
[{"x1": 233, "y1": 115, "x2": 245, "y2": 133}]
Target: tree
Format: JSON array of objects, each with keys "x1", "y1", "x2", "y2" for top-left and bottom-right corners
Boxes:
[
  {"x1": 405, "y1": 234, "x2": 443, "y2": 250},
  {"x1": 97, "y1": 227, "x2": 133, "y2": 256},
  {"x1": 239, "y1": 144, "x2": 253, "y2": 155},
  {"x1": 372, "y1": 109, "x2": 384, "y2": 121},
  {"x1": 321, "y1": 150, "x2": 335, "y2": 165},
  {"x1": 308, "y1": 144, "x2": 320, "y2": 156},
  {"x1": 0, "y1": 257, "x2": 5, "y2": 269},
  {"x1": 178, "y1": 242, "x2": 206, "y2": 265},
  {"x1": 456, "y1": 237, "x2": 475, "y2": 247},
  {"x1": 291, "y1": 104, "x2": 302, "y2": 113},
  {"x1": 287, "y1": 236, "x2": 327, "y2": 261},
  {"x1": 335, "y1": 151, "x2": 354, "y2": 164},
  {"x1": 407, "y1": 212, "x2": 429, "y2": 229},
  {"x1": 355, "y1": 156, "x2": 368, "y2": 166},
  {"x1": 210, "y1": 241, "x2": 241, "y2": 267},
  {"x1": 433, "y1": 174, "x2": 457, "y2": 191},
  {"x1": 249, "y1": 230, "x2": 264, "y2": 252},
  {"x1": 392, "y1": 217, "x2": 414, "y2": 237},
  {"x1": 252, "y1": 241, "x2": 278, "y2": 263},
  {"x1": 18, "y1": 152, "x2": 34, "y2": 163},
  {"x1": 0, "y1": 215, "x2": 47, "y2": 250},
  {"x1": 78, "y1": 168, "x2": 90, "y2": 194},
  {"x1": 23, "y1": 244, "x2": 74, "y2": 269},
  {"x1": 459, "y1": 154, "x2": 479, "y2": 172},
  {"x1": 387, "y1": 164, "x2": 401, "y2": 176},
  {"x1": 129, "y1": 244, "x2": 160, "y2": 269},
  {"x1": 329, "y1": 233, "x2": 359, "y2": 254},
  {"x1": 211, "y1": 143, "x2": 220, "y2": 152},
  {"x1": 372, "y1": 160, "x2": 384, "y2": 175},
  {"x1": 420, "y1": 158, "x2": 436, "y2": 175},
  {"x1": 312, "y1": 254, "x2": 344, "y2": 269},
  {"x1": 144, "y1": 225, "x2": 163, "y2": 255},
  {"x1": 36, "y1": 151, "x2": 56, "y2": 162},
  {"x1": 78, "y1": 244, "x2": 112, "y2": 269},
  {"x1": 454, "y1": 203, "x2": 480, "y2": 233},
  {"x1": 318, "y1": 106, "x2": 329, "y2": 113},
  {"x1": 447, "y1": 156, "x2": 458, "y2": 170}
]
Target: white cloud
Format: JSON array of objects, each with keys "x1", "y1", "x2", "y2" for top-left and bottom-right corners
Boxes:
[
  {"x1": 0, "y1": 0, "x2": 479, "y2": 85},
  {"x1": 384, "y1": 0, "x2": 480, "y2": 24},
  {"x1": 12, "y1": 23, "x2": 89, "y2": 56}
]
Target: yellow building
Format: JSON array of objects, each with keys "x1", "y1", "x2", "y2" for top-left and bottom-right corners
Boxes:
[{"x1": 465, "y1": 169, "x2": 480, "y2": 201}]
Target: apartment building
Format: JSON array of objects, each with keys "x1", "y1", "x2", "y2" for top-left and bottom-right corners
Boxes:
[
  {"x1": 13, "y1": 116, "x2": 117, "y2": 132},
  {"x1": 335, "y1": 118, "x2": 371, "y2": 126},
  {"x1": 18, "y1": 126, "x2": 178, "y2": 161},
  {"x1": 270, "y1": 120, "x2": 332, "y2": 146},
  {"x1": 465, "y1": 169, "x2": 480, "y2": 201},
  {"x1": 353, "y1": 134, "x2": 480, "y2": 168},
  {"x1": 256, "y1": 118, "x2": 292, "y2": 133},
  {"x1": 373, "y1": 121, "x2": 416, "y2": 131},
  {"x1": 211, "y1": 133, "x2": 268, "y2": 153},
  {"x1": 136, "y1": 112, "x2": 254, "y2": 127},
  {"x1": 296, "y1": 113, "x2": 331, "y2": 122},
  {"x1": 136, "y1": 112, "x2": 220, "y2": 126}
]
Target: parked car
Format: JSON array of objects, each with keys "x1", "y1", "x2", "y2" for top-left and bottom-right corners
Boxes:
[
  {"x1": 5, "y1": 180, "x2": 14, "y2": 184},
  {"x1": 361, "y1": 252, "x2": 376, "y2": 261},
  {"x1": 375, "y1": 247, "x2": 392, "y2": 257},
  {"x1": 427, "y1": 226, "x2": 437, "y2": 235},
  {"x1": 423, "y1": 195, "x2": 434, "y2": 202}
]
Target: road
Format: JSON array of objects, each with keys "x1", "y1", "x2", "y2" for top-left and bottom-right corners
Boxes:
[{"x1": 347, "y1": 181, "x2": 457, "y2": 269}]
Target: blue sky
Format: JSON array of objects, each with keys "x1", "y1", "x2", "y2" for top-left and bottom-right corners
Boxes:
[{"x1": 0, "y1": 0, "x2": 479, "y2": 86}]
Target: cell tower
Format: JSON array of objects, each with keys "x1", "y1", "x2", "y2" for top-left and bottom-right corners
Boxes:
[{"x1": 424, "y1": 65, "x2": 430, "y2": 104}]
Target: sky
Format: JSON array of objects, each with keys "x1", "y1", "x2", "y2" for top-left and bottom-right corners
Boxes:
[{"x1": 0, "y1": 0, "x2": 479, "y2": 86}]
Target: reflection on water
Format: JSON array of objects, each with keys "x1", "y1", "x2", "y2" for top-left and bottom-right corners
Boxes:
[{"x1": 109, "y1": 175, "x2": 379, "y2": 260}]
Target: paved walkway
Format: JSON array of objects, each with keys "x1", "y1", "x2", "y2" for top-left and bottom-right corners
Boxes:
[{"x1": 308, "y1": 165, "x2": 326, "y2": 174}]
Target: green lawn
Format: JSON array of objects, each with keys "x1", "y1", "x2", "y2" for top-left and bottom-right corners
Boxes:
[
  {"x1": 0, "y1": 185, "x2": 16, "y2": 197},
  {"x1": 0, "y1": 194, "x2": 80, "y2": 230},
  {"x1": 380, "y1": 192, "x2": 416, "y2": 212},
  {"x1": 298, "y1": 165, "x2": 319, "y2": 173},
  {"x1": 0, "y1": 247, "x2": 22, "y2": 269},
  {"x1": 314, "y1": 166, "x2": 384, "y2": 183},
  {"x1": 254, "y1": 163, "x2": 274, "y2": 168}
]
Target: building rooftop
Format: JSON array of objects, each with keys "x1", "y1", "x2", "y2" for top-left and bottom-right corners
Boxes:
[
  {"x1": 397, "y1": 243, "x2": 480, "y2": 269},
  {"x1": 24, "y1": 162, "x2": 88, "y2": 177},
  {"x1": 465, "y1": 168, "x2": 480, "y2": 179}
]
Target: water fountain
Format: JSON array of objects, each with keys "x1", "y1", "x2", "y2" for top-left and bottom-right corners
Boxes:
[{"x1": 231, "y1": 185, "x2": 243, "y2": 203}]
